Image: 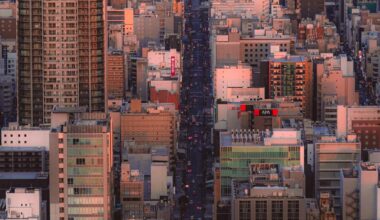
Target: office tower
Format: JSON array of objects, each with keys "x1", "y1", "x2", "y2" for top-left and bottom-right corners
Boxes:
[
  {"x1": 267, "y1": 54, "x2": 313, "y2": 119},
  {"x1": 49, "y1": 109, "x2": 113, "y2": 220},
  {"x1": 17, "y1": 0, "x2": 106, "y2": 126},
  {"x1": 6, "y1": 188, "x2": 47, "y2": 220},
  {"x1": 314, "y1": 134, "x2": 361, "y2": 218},
  {"x1": 107, "y1": 51, "x2": 125, "y2": 99}
]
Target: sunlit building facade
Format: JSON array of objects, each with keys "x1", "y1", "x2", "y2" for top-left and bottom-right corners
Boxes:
[{"x1": 17, "y1": 0, "x2": 106, "y2": 125}]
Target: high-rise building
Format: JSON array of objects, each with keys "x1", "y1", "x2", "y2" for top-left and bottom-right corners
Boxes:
[
  {"x1": 267, "y1": 54, "x2": 313, "y2": 119},
  {"x1": 17, "y1": 0, "x2": 106, "y2": 125},
  {"x1": 106, "y1": 51, "x2": 125, "y2": 99},
  {"x1": 49, "y1": 109, "x2": 113, "y2": 219},
  {"x1": 314, "y1": 134, "x2": 361, "y2": 218}
]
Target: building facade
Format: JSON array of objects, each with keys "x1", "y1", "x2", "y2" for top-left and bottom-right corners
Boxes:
[
  {"x1": 17, "y1": 0, "x2": 106, "y2": 125},
  {"x1": 49, "y1": 111, "x2": 113, "y2": 220}
]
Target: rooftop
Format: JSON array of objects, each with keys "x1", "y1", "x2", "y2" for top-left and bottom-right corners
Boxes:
[
  {"x1": 0, "y1": 172, "x2": 48, "y2": 180},
  {"x1": 220, "y1": 129, "x2": 302, "y2": 147},
  {"x1": 0, "y1": 146, "x2": 47, "y2": 152}
]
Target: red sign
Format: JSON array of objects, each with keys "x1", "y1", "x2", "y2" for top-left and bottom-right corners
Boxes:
[
  {"x1": 240, "y1": 104, "x2": 246, "y2": 112},
  {"x1": 171, "y1": 56, "x2": 175, "y2": 77}
]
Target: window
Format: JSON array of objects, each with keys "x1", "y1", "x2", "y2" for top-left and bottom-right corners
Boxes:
[
  {"x1": 59, "y1": 198, "x2": 64, "y2": 203},
  {"x1": 288, "y1": 201, "x2": 299, "y2": 220},
  {"x1": 59, "y1": 158, "x2": 64, "y2": 163},
  {"x1": 59, "y1": 168, "x2": 64, "y2": 173},
  {"x1": 59, "y1": 207, "x2": 64, "y2": 213},
  {"x1": 76, "y1": 158, "x2": 85, "y2": 165},
  {"x1": 68, "y1": 178, "x2": 73, "y2": 185},
  {"x1": 59, "y1": 149, "x2": 64, "y2": 153},
  {"x1": 59, "y1": 188, "x2": 64, "y2": 193},
  {"x1": 272, "y1": 201, "x2": 283, "y2": 220},
  {"x1": 59, "y1": 178, "x2": 64, "y2": 183},
  {"x1": 255, "y1": 201, "x2": 267, "y2": 220},
  {"x1": 239, "y1": 201, "x2": 251, "y2": 220}
]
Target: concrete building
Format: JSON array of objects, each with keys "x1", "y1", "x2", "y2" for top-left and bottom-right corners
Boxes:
[
  {"x1": 340, "y1": 163, "x2": 380, "y2": 220},
  {"x1": 0, "y1": 146, "x2": 48, "y2": 172},
  {"x1": 340, "y1": 168, "x2": 359, "y2": 220},
  {"x1": 49, "y1": 109, "x2": 113, "y2": 220},
  {"x1": 107, "y1": 51, "x2": 125, "y2": 99},
  {"x1": 120, "y1": 162, "x2": 144, "y2": 219},
  {"x1": 336, "y1": 105, "x2": 380, "y2": 158},
  {"x1": 315, "y1": 55, "x2": 358, "y2": 124},
  {"x1": 297, "y1": 15, "x2": 340, "y2": 53},
  {"x1": 267, "y1": 54, "x2": 313, "y2": 119},
  {"x1": 149, "y1": 80, "x2": 179, "y2": 109},
  {"x1": 120, "y1": 100, "x2": 177, "y2": 161},
  {"x1": 218, "y1": 129, "x2": 304, "y2": 198},
  {"x1": 214, "y1": 64, "x2": 252, "y2": 101},
  {"x1": 314, "y1": 134, "x2": 361, "y2": 218},
  {"x1": 1, "y1": 123, "x2": 50, "y2": 149},
  {"x1": 17, "y1": 0, "x2": 106, "y2": 125},
  {"x1": 214, "y1": 98, "x2": 303, "y2": 131},
  {"x1": 230, "y1": 165, "x2": 309, "y2": 220},
  {"x1": 211, "y1": 0, "x2": 270, "y2": 22},
  {"x1": 212, "y1": 28, "x2": 293, "y2": 75},
  {"x1": 5, "y1": 188, "x2": 46, "y2": 220}
]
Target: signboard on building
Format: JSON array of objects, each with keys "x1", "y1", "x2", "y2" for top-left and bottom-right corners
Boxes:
[{"x1": 171, "y1": 56, "x2": 175, "y2": 77}]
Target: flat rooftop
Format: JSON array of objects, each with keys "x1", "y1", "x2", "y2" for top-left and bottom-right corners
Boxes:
[{"x1": 0, "y1": 172, "x2": 48, "y2": 180}]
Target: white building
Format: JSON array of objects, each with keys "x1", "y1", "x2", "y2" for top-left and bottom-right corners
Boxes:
[
  {"x1": 336, "y1": 105, "x2": 380, "y2": 137},
  {"x1": 147, "y1": 49, "x2": 181, "y2": 71},
  {"x1": 214, "y1": 64, "x2": 252, "y2": 101},
  {"x1": 5, "y1": 188, "x2": 45, "y2": 220},
  {"x1": 225, "y1": 87, "x2": 265, "y2": 102},
  {"x1": 1, "y1": 123, "x2": 50, "y2": 150}
]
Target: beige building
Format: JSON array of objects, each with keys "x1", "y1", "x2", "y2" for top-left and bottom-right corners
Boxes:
[
  {"x1": 212, "y1": 28, "x2": 293, "y2": 74},
  {"x1": 18, "y1": 0, "x2": 107, "y2": 125},
  {"x1": 314, "y1": 134, "x2": 361, "y2": 218},
  {"x1": 49, "y1": 109, "x2": 113, "y2": 220},
  {"x1": 315, "y1": 54, "x2": 358, "y2": 123},
  {"x1": 120, "y1": 100, "x2": 177, "y2": 162}
]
